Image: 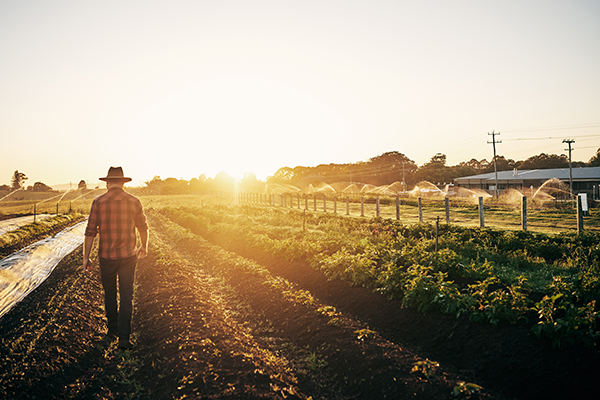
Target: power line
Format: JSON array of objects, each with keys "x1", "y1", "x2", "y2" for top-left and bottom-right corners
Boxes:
[
  {"x1": 501, "y1": 123, "x2": 600, "y2": 133},
  {"x1": 503, "y1": 133, "x2": 600, "y2": 141}
]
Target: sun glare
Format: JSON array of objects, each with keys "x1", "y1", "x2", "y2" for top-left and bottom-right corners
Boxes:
[{"x1": 120, "y1": 75, "x2": 354, "y2": 182}]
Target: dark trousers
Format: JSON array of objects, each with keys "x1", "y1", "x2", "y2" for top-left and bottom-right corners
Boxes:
[{"x1": 99, "y1": 255, "x2": 137, "y2": 341}]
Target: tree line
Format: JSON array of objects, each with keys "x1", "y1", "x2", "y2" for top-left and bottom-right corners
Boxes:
[
  {"x1": 137, "y1": 148, "x2": 600, "y2": 195},
  {"x1": 0, "y1": 171, "x2": 90, "y2": 193},
  {"x1": 5, "y1": 148, "x2": 599, "y2": 195},
  {"x1": 267, "y1": 148, "x2": 600, "y2": 189}
]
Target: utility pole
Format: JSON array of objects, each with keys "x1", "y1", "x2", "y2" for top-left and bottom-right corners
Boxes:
[
  {"x1": 487, "y1": 131, "x2": 501, "y2": 198},
  {"x1": 563, "y1": 139, "x2": 575, "y2": 199}
]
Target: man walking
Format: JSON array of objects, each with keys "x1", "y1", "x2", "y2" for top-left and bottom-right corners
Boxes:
[{"x1": 83, "y1": 167, "x2": 148, "y2": 350}]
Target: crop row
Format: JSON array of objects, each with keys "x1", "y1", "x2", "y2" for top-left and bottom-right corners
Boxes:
[{"x1": 143, "y1": 196, "x2": 600, "y2": 349}]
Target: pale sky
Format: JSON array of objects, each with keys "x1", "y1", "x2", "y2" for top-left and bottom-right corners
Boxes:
[{"x1": 1, "y1": 0, "x2": 599, "y2": 187}]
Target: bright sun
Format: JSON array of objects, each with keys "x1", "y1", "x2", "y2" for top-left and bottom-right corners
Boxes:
[{"x1": 122, "y1": 75, "x2": 354, "y2": 182}]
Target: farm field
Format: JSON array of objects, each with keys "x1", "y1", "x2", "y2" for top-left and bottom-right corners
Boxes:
[{"x1": 1, "y1": 194, "x2": 599, "y2": 399}]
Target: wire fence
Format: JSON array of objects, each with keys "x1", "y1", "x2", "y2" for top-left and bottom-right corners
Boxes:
[{"x1": 227, "y1": 192, "x2": 598, "y2": 234}]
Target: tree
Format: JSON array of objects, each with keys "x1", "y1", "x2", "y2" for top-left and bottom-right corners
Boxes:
[
  {"x1": 482, "y1": 156, "x2": 517, "y2": 173},
  {"x1": 189, "y1": 175, "x2": 208, "y2": 192},
  {"x1": 414, "y1": 154, "x2": 452, "y2": 185},
  {"x1": 11, "y1": 170, "x2": 27, "y2": 191},
  {"x1": 519, "y1": 153, "x2": 569, "y2": 170},
  {"x1": 589, "y1": 148, "x2": 600, "y2": 167},
  {"x1": 458, "y1": 158, "x2": 488, "y2": 174},
  {"x1": 214, "y1": 171, "x2": 235, "y2": 192},
  {"x1": 27, "y1": 182, "x2": 53, "y2": 192},
  {"x1": 428, "y1": 153, "x2": 446, "y2": 166},
  {"x1": 267, "y1": 167, "x2": 295, "y2": 184},
  {"x1": 366, "y1": 151, "x2": 417, "y2": 186}
]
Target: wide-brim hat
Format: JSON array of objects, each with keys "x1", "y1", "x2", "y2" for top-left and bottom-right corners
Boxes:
[{"x1": 99, "y1": 166, "x2": 132, "y2": 182}]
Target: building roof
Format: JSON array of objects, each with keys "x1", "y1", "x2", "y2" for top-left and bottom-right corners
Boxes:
[{"x1": 454, "y1": 166, "x2": 600, "y2": 182}]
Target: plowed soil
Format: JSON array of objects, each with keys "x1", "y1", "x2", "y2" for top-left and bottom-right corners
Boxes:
[{"x1": 0, "y1": 211, "x2": 598, "y2": 399}]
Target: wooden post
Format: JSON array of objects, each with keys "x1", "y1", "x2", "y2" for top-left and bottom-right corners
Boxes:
[
  {"x1": 445, "y1": 197, "x2": 450, "y2": 223},
  {"x1": 418, "y1": 197, "x2": 423, "y2": 223},
  {"x1": 577, "y1": 195, "x2": 584, "y2": 234},
  {"x1": 298, "y1": 193, "x2": 301, "y2": 209},
  {"x1": 323, "y1": 195, "x2": 327, "y2": 212},
  {"x1": 396, "y1": 196, "x2": 400, "y2": 220},
  {"x1": 521, "y1": 196, "x2": 527, "y2": 231},
  {"x1": 376, "y1": 196, "x2": 380, "y2": 217},
  {"x1": 313, "y1": 195, "x2": 317, "y2": 211},
  {"x1": 346, "y1": 196, "x2": 350, "y2": 215},
  {"x1": 334, "y1": 196, "x2": 337, "y2": 214},
  {"x1": 479, "y1": 197, "x2": 485, "y2": 228},
  {"x1": 56, "y1": 202, "x2": 59, "y2": 216},
  {"x1": 34, "y1": 203, "x2": 36, "y2": 223},
  {"x1": 305, "y1": 195, "x2": 308, "y2": 210}
]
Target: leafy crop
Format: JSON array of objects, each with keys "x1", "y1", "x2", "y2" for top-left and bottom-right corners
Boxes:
[{"x1": 145, "y1": 196, "x2": 600, "y2": 349}]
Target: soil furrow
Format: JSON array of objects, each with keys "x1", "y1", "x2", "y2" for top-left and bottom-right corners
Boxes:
[
  {"x1": 150, "y1": 211, "x2": 493, "y2": 399},
  {"x1": 178, "y1": 215, "x2": 600, "y2": 400}
]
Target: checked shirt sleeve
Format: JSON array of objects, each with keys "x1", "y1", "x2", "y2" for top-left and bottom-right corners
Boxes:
[{"x1": 85, "y1": 199, "x2": 99, "y2": 238}]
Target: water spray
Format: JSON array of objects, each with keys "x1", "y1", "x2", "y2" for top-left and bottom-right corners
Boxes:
[{"x1": 0, "y1": 188, "x2": 24, "y2": 203}]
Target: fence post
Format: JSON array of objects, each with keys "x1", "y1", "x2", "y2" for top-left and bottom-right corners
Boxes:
[
  {"x1": 305, "y1": 194, "x2": 308, "y2": 210},
  {"x1": 361, "y1": 197, "x2": 364, "y2": 217},
  {"x1": 323, "y1": 195, "x2": 327, "y2": 212},
  {"x1": 376, "y1": 196, "x2": 380, "y2": 217},
  {"x1": 521, "y1": 196, "x2": 527, "y2": 231},
  {"x1": 577, "y1": 195, "x2": 584, "y2": 234},
  {"x1": 396, "y1": 196, "x2": 400, "y2": 220},
  {"x1": 346, "y1": 196, "x2": 350, "y2": 215},
  {"x1": 298, "y1": 193, "x2": 301, "y2": 209},
  {"x1": 334, "y1": 196, "x2": 337, "y2": 214},
  {"x1": 313, "y1": 195, "x2": 317, "y2": 211},
  {"x1": 479, "y1": 197, "x2": 485, "y2": 228},
  {"x1": 56, "y1": 202, "x2": 59, "y2": 216},
  {"x1": 34, "y1": 203, "x2": 36, "y2": 223},
  {"x1": 418, "y1": 197, "x2": 423, "y2": 223},
  {"x1": 445, "y1": 197, "x2": 450, "y2": 223}
]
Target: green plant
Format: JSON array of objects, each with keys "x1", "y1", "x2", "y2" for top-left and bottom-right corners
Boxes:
[
  {"x1": 453, "y1": 381, "x2": 482, "y2": 398},
  {"x1": 354, "y1": 328, "x2": 377, "y2": 341},
  {"x1": 532, "y1": 296, "x2": 600, "y2": 348},
  {"x1": 410, "y1": 359, "x2": 439, "y2": 380}
]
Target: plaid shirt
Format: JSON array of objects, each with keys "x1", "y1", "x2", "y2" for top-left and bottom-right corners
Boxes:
[{"x1": 85, "y1": 187, "x2": 148, "y2": 260}]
